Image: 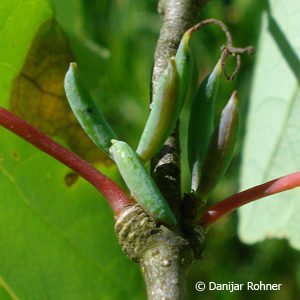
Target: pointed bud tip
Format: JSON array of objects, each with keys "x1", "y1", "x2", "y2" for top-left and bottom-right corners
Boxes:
[
  {"x1": 169, "y1": 56, "x2": 176, "y2": 67},
  {"x1": 221, "y1": 91, "x2": 239, "y2": 123},
  {"x1": 111, "y1": 139, "x2": 118, "y2": 145},
  {"x1": 230, "y1": 90, "x2": 238, "y2": 105},
  {"x1": 213, "y1": 58, "x2": 223, "y2": 76},
  {"x1": 181, "y1": 30, "x2": 192, "y2": 49},
  {"x1": 226, "y1": 91, "x2": 238, "y2": 110},
  {"x1": 185, "y1": 29, "x2": 193, "y2": 39},
  {"x1": 69, "y1": 62, "x2": 78, "y2": 70}
]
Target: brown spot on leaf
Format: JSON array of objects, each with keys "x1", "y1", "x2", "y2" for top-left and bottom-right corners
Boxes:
[
  {"x1": 10, "y1": 19, "x2": 111, "y2": 165},
  {"x1": 12, "y1": 152, "x2": 19, "y2": 160},
  {"x1": 64, "y1": 172, "x2": 79, "y2": 186}
]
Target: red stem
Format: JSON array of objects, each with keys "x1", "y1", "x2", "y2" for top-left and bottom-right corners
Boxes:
[
  {"x1": 199, "y1": 171, "x2": 300, "y2": 227},
  {"x1": 0, "y1": 107, "x2": 132, "y2": 215}
]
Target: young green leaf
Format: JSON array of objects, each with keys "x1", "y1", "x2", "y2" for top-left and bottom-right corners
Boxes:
[
  {"x1": 188, "y1": 59, "x2": 222, "y2": 191},
  {"x1": 110, "y1": 140, "x2": 177, "y2": 225},
  {"x1": 64, "y1": 63, "x2": 117, "y2": 155},
  {"x1": 198, "y1": 91, "x2": 239, "y2": 197},
  {"x1": 175, "y1": 30, "x2": 194, "y2": 110},
  {"x1": 136, "y1": 58, "x2": 179, "y2": 162}
]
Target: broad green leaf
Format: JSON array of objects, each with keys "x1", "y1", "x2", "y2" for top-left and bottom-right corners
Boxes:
[
  {"x1": 239, "y1": 0, "x2": 300, "y2": 250},
  {"x1": 0, "y1": 1, "x2": 144, "y2": 299},
  {"x1": 0, "y1": 0, "x2": 52, "y2": 106},
  {"x1": 0, "y1": 131, "x2": 144, "y2": 300},
  {"x1": 0, "y1": 276, "x2": 19, "y2": 300}
]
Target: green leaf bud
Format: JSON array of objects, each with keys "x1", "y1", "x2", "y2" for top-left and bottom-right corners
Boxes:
[
  {"x1": 64, "y1": 63, "x2": 117, "y2": 155},
  {"x1": 110, "y1": 140, "x2": 177, "y2": 225},
  {"x1": 188, "y1": 59, "x2": 222, "y2": 191},
  {"x1": 175, "y1": 30, "x2": 194, "y2": 110},
  {"x1": 198, "y1": 91, "x2": 239, "y2": 196},
  {"x1": 137, "y1": 58, "x2": 179, "y2": 162}
]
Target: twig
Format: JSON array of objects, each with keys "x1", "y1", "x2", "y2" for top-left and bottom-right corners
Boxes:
[
  {"x1": 221, "y1": 44, "x2": 254, "y2": 80},
  {"x1": 151, "y1": 0, "x2": 210, "y2": 220},
  {"x1": 188, "y1": 18, "x2": 255, "y2": 81}
]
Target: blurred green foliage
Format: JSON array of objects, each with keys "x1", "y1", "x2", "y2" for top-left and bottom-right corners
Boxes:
[
  {"x1": 1, "y1": 0, "x2": 298, "y2": 299},
  {"x1": 51, "y1": 0, "x2": 299, "y2": 299}
]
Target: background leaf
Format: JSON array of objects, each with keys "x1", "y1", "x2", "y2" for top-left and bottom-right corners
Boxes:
[
  {"x1": 239, "y1": 0, "x2": 300, "y2": 250},
  {"x1": 0, "y1": 0, "x2": 52, "y2": 105},
  {"x1": 1, "y1": 0, "x2": 299, "y2": 299},
  {"x1": 0, "y1": 130, "x2": 144, "y2": 300},
  {"x1": 0, "y1": 1, "x2": 144, "y2": 299},
  {"x1": 9, "y1": 19, "x2": 108, "y2": 164}
]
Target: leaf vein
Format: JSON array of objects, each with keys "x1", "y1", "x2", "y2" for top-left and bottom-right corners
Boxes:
[
  {"x1": 0, "y1": 0, "x2": 24, "y2": 36},
  {"x1": 0, "y1": 275, "x2": 21, "y2": 300},
  {"x1": 263, "y1": 84, "x2": 300, "y2": 179},
  {"x1": 0, "y1": 163, "x2": 130, "y2": 293}
]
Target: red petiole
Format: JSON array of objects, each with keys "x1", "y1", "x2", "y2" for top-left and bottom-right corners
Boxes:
[
  {"x1": 0, "y1": 107, "x2": 133, "y2": 216},
  {"x1": 199, "y1": 171, "x2": 300, "y2": 227},
  {"x1": 2, "y1": 107, "x2": 300, "y2": 225}
]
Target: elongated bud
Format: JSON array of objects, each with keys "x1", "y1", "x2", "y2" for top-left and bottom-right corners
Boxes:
[
  {"x1": 188, "y1": 59, "x2": 222, "y2": 191},
  {"x1": 137, "y1": 58, "x2": 179, "y2": 162},
  {"x1": 64, "y1": 63, "x2": 117, "y2": 155},
  {"x1": 110, "y1": 140, "x2": 177, "y2": 225},
  {"x1": 197, "y1": 91, "x2": 239, "y2": 196},
  {"x1": 175, "y1": 30, "x2": 194, "y2": 110}
]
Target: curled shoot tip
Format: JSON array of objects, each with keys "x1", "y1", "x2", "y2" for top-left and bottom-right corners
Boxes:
[
  {"x1": 187, "y1": 18, "x2": 254, "y2": 81},
  {"x1": 220, "y1": 45, "x2": 255, "y2": 81}
]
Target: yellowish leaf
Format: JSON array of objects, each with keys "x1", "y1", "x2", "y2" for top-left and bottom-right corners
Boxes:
[{"x1": 10, "y1": 19, "x2": 110, "y2": 164}]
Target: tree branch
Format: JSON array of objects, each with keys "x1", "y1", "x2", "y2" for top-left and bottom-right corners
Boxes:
[
  {"x1": 115, "y1": 205, "x2": 205, "y2": 300},
  {"x1": 114, "y1": 1, "x2": 211, "y2": 299},
  {"x1": 151, "y1": 0, "x2": 211, "y2": 219}
]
